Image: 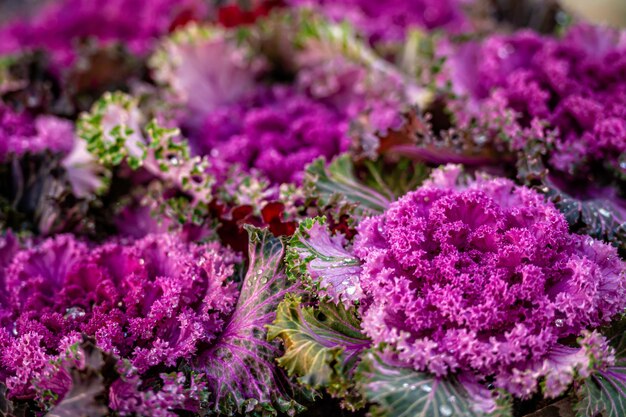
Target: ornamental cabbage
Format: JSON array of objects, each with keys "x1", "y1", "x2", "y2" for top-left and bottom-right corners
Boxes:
[
  {"x1": 0, "y1": 228, "x2": 306, "y2": 415},
  {"x1": 151, "y1": 16, "x2": 410, "y2": 186},
  {"x1": 0, "y1": 233, "x2": 238, "y2": 399},
  {"x1": 441, "y1": 24, "x2": 626, "y2": 177},
  {"x1": 282, "y1": 166, "x2": 626, "y2": 410},
  {"x1": 353, "y1": 170, "x2": 626, "y2": 397}
]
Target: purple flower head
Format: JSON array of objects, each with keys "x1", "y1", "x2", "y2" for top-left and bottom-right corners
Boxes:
[
  {"x1": 0, "y1": 233, "x2": 239, "y2": 399},
  {"x1": 440, "y1": 24, "x2": 626, "y2": 175},
  {"x1": 0, "y1": 0, "x2": 210, "y2": 67},
  {"x1": 353, "y1": 168, "x2": 626, "y2": 397},
  {"x1": 287, "y1": 0, "x2": 471, "y2": 42},
  {"x1": 0, "y1": 104, "x2": 74, "y2": 160}
]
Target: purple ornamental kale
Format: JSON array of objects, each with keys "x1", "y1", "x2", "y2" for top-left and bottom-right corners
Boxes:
[
  {"x1": 196, "y1": 86, "x2": 349, "y2": 185},
  {"x1": 440, "y1": 24, "x2": 626, "y2": 176},
  {"x1": 0, "y1": 0, "x2": 210, "y2": 67},
  {"x1": 0, "y1": 104, "x2": 74, "y2": 161},
  {"x1": 286, "y1": 0, "x2": 472, "y2": 42},
  {"x1": 154, "y1": 24, "x2": 409, "y2": 186},
  {"x1": 190, "y1": 58, "x2": 407, "y2": 185},
  {"x1": 352, "y1": 170, "x2": 626, "y2": 398},
  {"x1": 0, "y1": 233, "x2": 239, "y2": 405}
]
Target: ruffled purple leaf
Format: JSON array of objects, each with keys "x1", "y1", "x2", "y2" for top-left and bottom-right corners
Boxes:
[
  {"x1": 286, "y1": 217, "x2": 363, "y2": 304},
  {"x1": 46, "y1": 339, "x2": 117, "y2": 417},
  {"x1": 193, "y1": 226, "x2": 310, "y2": 416},
  {"x1": 0, "y1": 104, "x2": 74, "y2": 161},
  {"x1": 150, "y1": 25, "x2": 259, "y2": 127}
]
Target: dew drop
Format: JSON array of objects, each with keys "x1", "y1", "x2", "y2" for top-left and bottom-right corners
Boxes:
[
  {"x1": 346, "y1": 286, "x2": 357, "y2": 295},
  {"x1": 402, "y1": 383, "x2": 409, "y2": 389},
  {"x1": 474, "y1": 135, "x2": 487, "y2": 145},
  {"x1": 619, "y1": 160, "x2": 626, "y2": 170},
  {"x1": 598, "y1": 208, "x2": 610, "y2": 217},
  {"x1": 11, "y1": 323, "x2": 18, "y2": 336},
  {"x1": 260, "y1": 277, "x2": 268, "y2": 284},
  {"x1": 555, "y1": 319, "x2": 564, "y2": 328},
  {"x1": 421, "y1": 384, "x2": 432, "y2": 393},
  {"x1": 138, "y1": 258, "x2": 145, "y2": 265},
  {"x1": 65, "y1": 307, "x2": 86, "y2": 320},
  {"x1": 440, "y1": 405, "x2": 453, "y2": 416}
]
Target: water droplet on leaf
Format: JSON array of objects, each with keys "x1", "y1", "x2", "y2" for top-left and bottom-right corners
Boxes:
[
  {"x1": 65, "y1": 307, "x2": 86, "y2": 320},
  {"x1": 440, "y1": 405, "x2": 453, "y2": 416}
]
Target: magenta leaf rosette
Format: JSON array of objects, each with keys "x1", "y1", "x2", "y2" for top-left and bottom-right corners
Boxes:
[
  {"x1": 435, "y1": 24, "x2": 626, "y2": 251},
  {"x1": 0, "y1": 227, "x2": 309, "y2": 415},
  {"x1": 273, "y1": 166, "x2": 626, "y2": 416}
]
